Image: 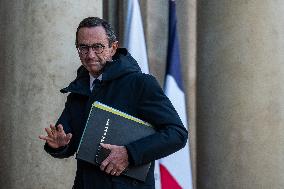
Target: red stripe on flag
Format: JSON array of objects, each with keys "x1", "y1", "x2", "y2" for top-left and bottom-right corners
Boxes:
[{"x1": 160, "y1": 163, "x2": 182, "y2": 189}]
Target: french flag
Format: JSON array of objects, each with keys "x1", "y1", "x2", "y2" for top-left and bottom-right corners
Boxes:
[
  {"x1": 158, "y1": 0, "x2": 193, "y2": 188},
  {"x1": 123, "y1": 1, "x2": 192, "y2": 188}
]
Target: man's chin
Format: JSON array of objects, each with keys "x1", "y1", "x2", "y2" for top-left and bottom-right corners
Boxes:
[
  {"x1": 86, "y1": 64, "x2": 99, "y2": 69},
  {"x1": 83, "y1": 63, "x2": 103, "y2": 76},
  {"x1": 89, "y1": 68, "x2": 103, "y2": 76}
]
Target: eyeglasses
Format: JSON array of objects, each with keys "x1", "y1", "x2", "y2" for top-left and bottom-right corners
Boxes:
[{"x1": 77, "y1": 43, "x2": 105, "y2": 55}]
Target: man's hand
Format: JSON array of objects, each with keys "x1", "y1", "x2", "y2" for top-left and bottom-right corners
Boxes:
[
  {"x1": 39, "y1": 124, "x2": 72, "y2": 149},
  {"x1": 100, "y1": 143, "x2": 129, "y2": 176}
]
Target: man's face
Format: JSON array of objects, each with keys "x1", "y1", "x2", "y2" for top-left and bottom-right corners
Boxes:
[{"x1": 77, "y1": 26, "x2": 118, "y2": 77}]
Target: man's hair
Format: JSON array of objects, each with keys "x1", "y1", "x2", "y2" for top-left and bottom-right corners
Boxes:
[{"x1": 75, "y1": 17, "x2": 117, "y2": 47}]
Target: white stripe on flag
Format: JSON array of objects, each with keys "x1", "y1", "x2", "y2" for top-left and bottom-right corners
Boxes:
[
  {"x1": 164, "y1": 75, "x2": 187, "y2": 125},
  {"x1": 124, "y1": 0, "x2": 149, "y2": 74},
  {"x1": 162, "y1": 75, "x2": 192, "y2": 189}
]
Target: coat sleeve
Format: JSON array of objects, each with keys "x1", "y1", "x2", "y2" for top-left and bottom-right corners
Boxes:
[
  {"x1": 44, "y1": 94, "x2": 77, "y2": 158},
  {"x1": 125, "y1": 74, "x2": 189, "y2": 166}
]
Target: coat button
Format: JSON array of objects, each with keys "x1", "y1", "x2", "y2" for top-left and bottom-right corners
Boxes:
[{"x1": 132, "y1": 180, "x2": 138, "y2": 186}]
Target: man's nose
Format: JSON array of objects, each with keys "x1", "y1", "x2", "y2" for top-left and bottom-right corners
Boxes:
[{"x1": 86, "y1": 48, "x2": 97, "y2": 58}]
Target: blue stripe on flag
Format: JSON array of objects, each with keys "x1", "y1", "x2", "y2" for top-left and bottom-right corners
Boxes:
[{"x1": 165, "y1": 0, "x2": 184, "y2": 91}]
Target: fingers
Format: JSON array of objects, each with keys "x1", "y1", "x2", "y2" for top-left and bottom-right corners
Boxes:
[
  {"x1": 39, "y1": 124, "x2": 70, "y2": 142},
  {"x1": 100, "y1": 160, "x2": 121, "y2": 176},
  {"x1": 66, "y1": 133, "x2": 72, "y2": 140},
  {"x1": 39, "y1": 123, "x2": 72, "y2": 149},
  {"x1": 50, "y1": 124, "x2": 56, "y2": 131},
  {"x1": 39, "y1": 135, "x2": 49, "y2": 141},
  {"x1": 100, "y1": 151, "x2": 116, "y2": 173},
  {"x1": 114, "y1": 171, "x2": 120, "y2": 176},
  {"x1": 112, "y1": 167, "x2": 125, "y2": 176},
  {"x1": 100, "y1": 143, "x2": 112, "y2": 149},
  {"x1": 100, "y1": 155, "x2": 110, "y2": 171},
  {"x1": 65, "y1": 133, "x2": 72, "y2": 143},
  {"x1": 44, "y1": 124, "x2": 66, "y2": 136},
  {"x1": 99, "y1": 144, "x2": 128, "y2": 176},
  {"x1": 99, "y1": 143, "x2": 116, "y2": 171},
  {"x1": 112, "y1": 169, "x2": 121, "y2": 176},
  {"x1": 45, "y1": 124, "x2": 58, "y2": 137},
  {"x1": 57, "y1": 124, "x2": 64, "y2": 133},
  {"x1": 38, "y1": 135, "x2": 54, "y2": 143},
  {"x1": 105, "y1": 162, "x2": 114, "y2": 174},
  {"x1": 45, "y1": 127, "x2": 54, "y2": 137}
]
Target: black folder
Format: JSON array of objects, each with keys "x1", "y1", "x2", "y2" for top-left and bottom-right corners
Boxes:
[{"x1": 76, "y1": 101, "x2": 155, "y2": 182}]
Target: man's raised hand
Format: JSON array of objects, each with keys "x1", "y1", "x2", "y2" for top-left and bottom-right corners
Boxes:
[{"x1": 39, "y1": 124, "x2": 72, "y2": 149}]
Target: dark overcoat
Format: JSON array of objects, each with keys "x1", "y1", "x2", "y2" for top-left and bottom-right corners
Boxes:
[{"x1": 44, "y1": 48, "x2": 188, "y2": 189}]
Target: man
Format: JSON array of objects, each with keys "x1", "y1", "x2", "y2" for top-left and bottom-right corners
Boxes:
[{"x1": 39, "y1": 17, "x2": 188, "y2": 189}]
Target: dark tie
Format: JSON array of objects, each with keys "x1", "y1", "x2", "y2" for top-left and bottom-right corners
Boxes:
[{"x1": 92, "y1": 79, "x2": 101, "y2": 92}]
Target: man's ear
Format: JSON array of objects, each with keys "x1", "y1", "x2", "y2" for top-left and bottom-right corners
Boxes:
[{"x1": 110, "y1": 41, "x2": 119, "y2": 56}]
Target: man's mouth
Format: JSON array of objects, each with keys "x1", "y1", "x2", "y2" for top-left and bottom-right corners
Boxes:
[{"x1": 87, "y1": 61, "x2": 100, "y2": 65}]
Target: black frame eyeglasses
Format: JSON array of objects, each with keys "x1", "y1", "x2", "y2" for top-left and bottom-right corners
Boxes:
[{"x1": 77, "y1": 43, "x2": 105, "y2": 55}]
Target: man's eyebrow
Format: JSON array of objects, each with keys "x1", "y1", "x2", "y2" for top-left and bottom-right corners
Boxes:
[
  {"x1": 92, "y1": 43, "x2": 104, "y2": 46},
  {"x1": 78, "y1": 43, "x2": 104, "y2": 46}
]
